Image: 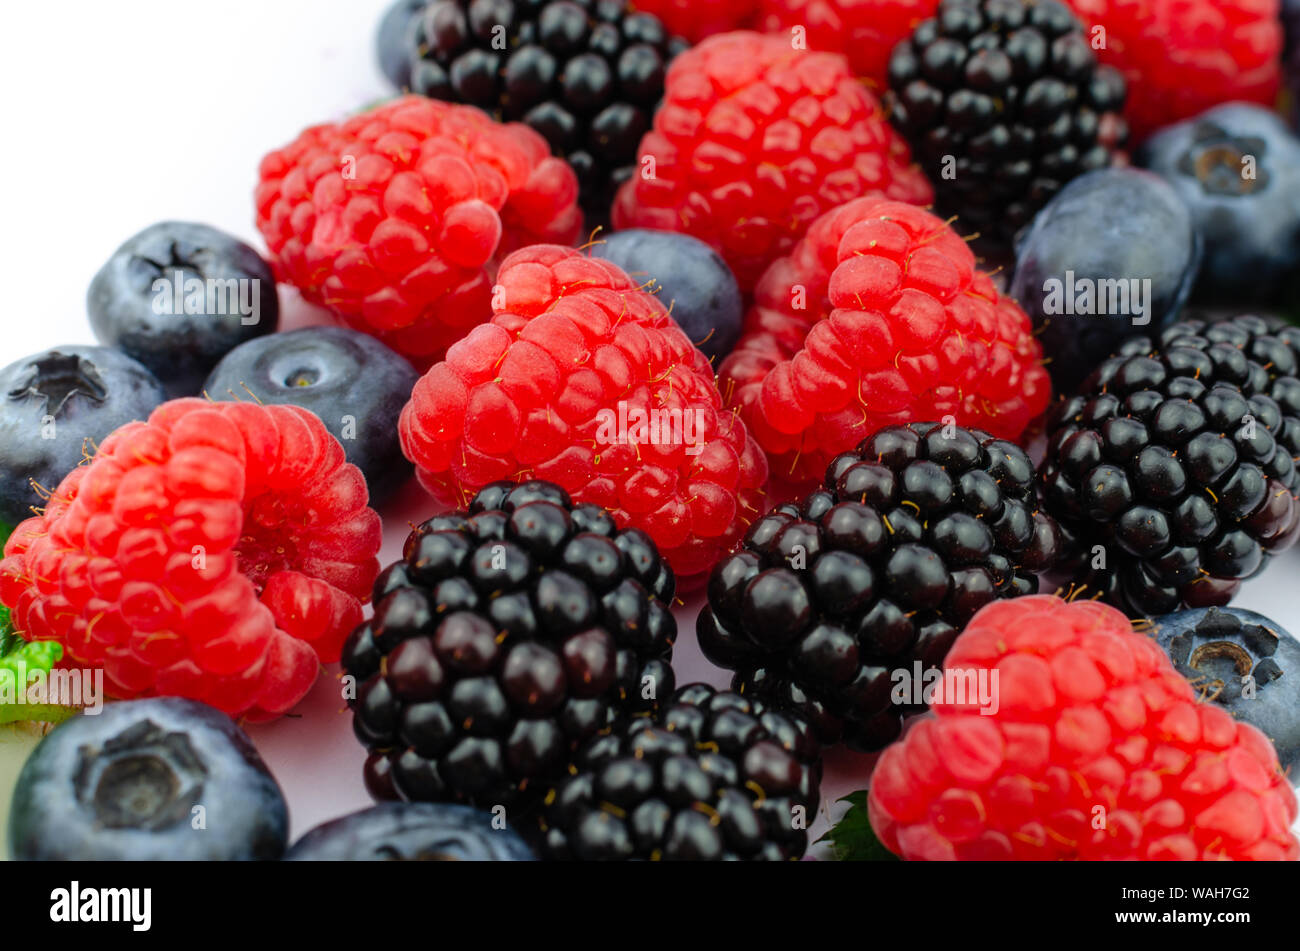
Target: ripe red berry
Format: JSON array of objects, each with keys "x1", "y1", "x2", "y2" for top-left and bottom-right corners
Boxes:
[
  {"x1": 630, "y1": 0, "x2": 759, "y2": 42},
  {"x1": 719, "y1": 197, "x2": 1050, "y2": 497},
  {"x1": 1069, "y1": 0, "x2": 1283, "y2": 142},
  {"x1": 398, "y1": 244, "x2": 767, "y2": 581},
  {"x1": 757, "y1": 0, "x2": 940, "y2": 88},
  {"x1": 0, "y1": 399, "x2": 382, "y2": 720},
  {"x1": 869, "y1": 595, "x2": 1300, "y2": 860},
  {"x1": 254, "y1": 96, "x2": 582, "y2": 366},
  {"x1": 612, "y1": 31, "x2": 932, "y2": 291}
]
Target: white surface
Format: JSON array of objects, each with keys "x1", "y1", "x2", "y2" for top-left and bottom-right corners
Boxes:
[{"x1": 3, "y1": 0, "x2": 1300, "y2": 849}]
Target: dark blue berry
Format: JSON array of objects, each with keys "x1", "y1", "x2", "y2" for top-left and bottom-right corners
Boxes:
[
  {"x1": 9, "y1": 698, "x2": 287, "y2": 860},
  {"x1": 377, "y1": 0, "x2": 429, "y2": 89},
  {"x1": 285, "y1": 802, "x2": 534, "y2": 860},
  {"x1": 1151, "y1": 606, "x2": 1300, "y2": 772},
  {"x1": 87, "y1": 222, "x2": 279, "y2": 397},
  {"x1": 0, "y1": 345, "x2": 165, "y2": 528},
  {"x1": 203, "y1": 326, "x2": 418, "y2": 505},
  {"x1": 1010, "y1": 168, "x2": 1201, "y2": 392},
  {"x1": 592, "y1": 229, "x2": 743, "y2": 363},
  {"x1": 1139, "y1": 103, "x2": 1300, "y2": 305}
]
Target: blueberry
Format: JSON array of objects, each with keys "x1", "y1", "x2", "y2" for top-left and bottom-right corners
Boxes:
[
  {"x1": 8, "y1": 698, "x2": 287, "y2": 860},
  {"x1": 592, "y1": 229, "x2": 743, "y2": 363},
  {"x1": 203, "y1": 327, "x2": 418, "y2": 505},
  {"x1": 88, "y1": 221, "x2": 279, "y2": 397},
  {"x1": 1151, "y1": 606, "x2": 1300, "y2": 771},
  {"x1": 376, "y1": 0, "x2": 427, "y2": 89},
  {"x1": 0, "y1": 345, "x2": 165, "y2": 528},
  {"x1": 1139, "y1": 103, "x2": 1300, "y2": 305},
  {"x1": 1010, "y1": 168, "x2": 1201, "y2": 392},
  {"x1": 285, "y1": 802, "x2": 536, "y2": 860}
]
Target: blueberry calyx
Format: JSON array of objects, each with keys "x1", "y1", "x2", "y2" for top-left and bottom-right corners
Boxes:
[
  {"x1": 7, "y1": 352, "x2": 108, "y2": 417},
  {"x1": 1177, "y1": 123, "x2": 1271, "y2": 196},
  {"x1": 1169, "y1": 607, "x2": 1285, "y2": 702},
  {"x1": 73, "y1": 719, "x2": 208, "y2": 831}
]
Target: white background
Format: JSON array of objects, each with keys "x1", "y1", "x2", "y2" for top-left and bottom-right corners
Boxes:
[{"x1": 2, "y1": 0, "x2": 1299, "y2": 851}]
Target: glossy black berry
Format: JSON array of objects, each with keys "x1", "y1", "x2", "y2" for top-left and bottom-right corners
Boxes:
[
  {"x1": 539, "y1": 683, "x2": 821, "y2": 860},
  {"x1": 343, "y1": 480, "x2": 676, "y2": 814},
  {"x1": 1041, "y1": 315, "x2": 1300, "y2": 617},
  {"x1": 887, "y1": 0, "x2": 1127, "y2": 255},
  {"x1": 408, "y1": 0, "x2": 687, "y2": 225},
  {"x1": 698, "y1": 422, "x2": 1060, "y2": 752}
]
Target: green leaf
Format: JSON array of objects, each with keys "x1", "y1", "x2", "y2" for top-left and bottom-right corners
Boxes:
[
  {"x1": 0, "y1": 604, "x2": 15, "y2": 658},
  {"x1": 816, "y1": 791, "x2": 900, "y2": 861},
  {"x1": 0, "y1": 608, "x2": 70, "y2": 723}
]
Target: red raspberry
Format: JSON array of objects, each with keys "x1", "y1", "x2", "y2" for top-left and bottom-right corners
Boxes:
[
  {"x1": 719, "y1": 197, "x2": 1050, "y2": 497},
  {"x1": 630, "y1": 0, "x2": 759, "y2": 42},
  {"x1": 1069, "y1": 0, "x2": 1282, "y2": 142},
  {"x1": 611, "y1": 31, "x2": 933, "y2": 291},
  {"x1": 0, "y1": 400, "x2": 382, "y2": 721},
  {"x1": 398, "y1": 244, "x2": 768, "y2": 580},
  {"x1": 869, "y1": 595, "x2": 1300, "y2": 861},
  {"x1": 757, "y1": 0, "x2": 940, "y2": 88},
  {"x1": 255, "y1": 96, "x2": 582, "y2": 366}
]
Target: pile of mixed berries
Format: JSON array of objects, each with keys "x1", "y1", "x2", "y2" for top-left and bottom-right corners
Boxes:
[{"x1": 5, "y1": 0, "x2": 1300, "y2": 863}]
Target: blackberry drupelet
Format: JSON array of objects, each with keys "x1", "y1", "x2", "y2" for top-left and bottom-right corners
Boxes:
[
  {"x1": 539, "y1": 683, "x2": 821, "y2": 860},
  {"x1": 408, "y1": 0, "x2": 687, "y2": 223},
  {"x1": 342, "y1": 479, "x2": 676, "y2": 811},
  {"x1": 886, "y1": 0, "x2": 1127, "y2": 254},
  {"x1": 1040, "y1": 315, "x2": 1300, "y2": 617},
  {"x1": 698, "y1": 422, "x2": 1061, "y2": 752}
]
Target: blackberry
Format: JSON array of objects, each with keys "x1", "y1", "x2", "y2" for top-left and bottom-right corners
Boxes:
[
  {"x1": 539, "y1": 683, "x2": 821, "y2": 860},
  {"x1": 886, "y1": 0, "x2": 1128, "y2": 254},
  {"x1": 408, "y1": 0, "x2": 687, "y2": 223},
  {"x1": 697, "y1": 422, "x2": 1061, "y2": 752},
  {"x1": 1040, "y1": 315, "x2": 1300, "y2": 617},
  {"x1": 342, "y1": 479, "x2": 676, "y2": 812}
]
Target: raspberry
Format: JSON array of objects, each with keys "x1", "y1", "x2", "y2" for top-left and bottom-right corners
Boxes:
[
  {"x1": 718, "y1": 197, "x2": 1051, "y2": 497},
  {"x1": 1068, "y1": 0, "x2": 1283, "y2": 142},
  {"x1": 757, "y1": 0, "x2": 940, "y2": 87},
  {"x1": 398, "y1": 244, "x2": 768, "y2": 581},
  {"x1": 611, "y1": 32, "x2": 933, "y2": 291},
  {"x1": 630, "y1": 0, "x2": 759, "y2": 42},
  {"x1": 868, "y1": 595, "x2": 1300, "y2": 860},
  {"x1": 254, "y1": 96, "x2": 582, "y2": 366},
  {"x1": 0, "y1": 399, "x2": 383, "y2": 720}
]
